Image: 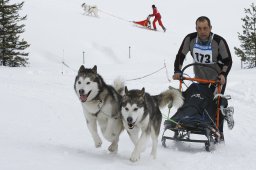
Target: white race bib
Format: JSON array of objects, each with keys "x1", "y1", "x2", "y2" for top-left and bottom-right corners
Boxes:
[{"x1": 192, "y1": 35, "x2": 215, "y2": 64}]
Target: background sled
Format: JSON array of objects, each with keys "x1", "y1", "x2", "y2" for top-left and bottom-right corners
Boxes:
[
  {"x1": 133, "y1": 17, "x2": 156, "y2": 31},
  {"x1": 161, "y1": 63, "x2": 231, "y2": 151}
]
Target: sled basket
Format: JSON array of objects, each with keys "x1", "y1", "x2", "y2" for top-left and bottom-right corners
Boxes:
[{"x1": 133, "y1": 17, "x2": 151, "y2": 29}]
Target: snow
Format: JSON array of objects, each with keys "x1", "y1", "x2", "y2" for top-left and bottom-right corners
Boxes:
[{"x1": 1, "y1": 0, "x2": 256, "y2": 169}]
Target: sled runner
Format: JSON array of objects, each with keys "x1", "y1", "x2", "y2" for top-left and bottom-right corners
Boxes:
[{"x1": 161, "y1": 63, "x2": 233, "y2": 151}]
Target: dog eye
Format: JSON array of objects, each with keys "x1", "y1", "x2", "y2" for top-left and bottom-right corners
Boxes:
[
  {"x1": 86, "y1": 82, "x2": 90, "y2": 85},
  {"x1": 134, "y1": 108, "x2": 138, "y2": 111},
  {"x1": 125, "y1": 107, "x2": 129, "y2": 111},
  {"x1": 78, "y1": 81, "x2": 81, "y2": 84}
]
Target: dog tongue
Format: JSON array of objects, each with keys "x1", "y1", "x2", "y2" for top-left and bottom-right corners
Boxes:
[
  {"x1": 128, "y1": 123, "x2": 134, "y2": 128},
  {"x1": 80, "y1": 95, "x2": 88, "y2": 102}
]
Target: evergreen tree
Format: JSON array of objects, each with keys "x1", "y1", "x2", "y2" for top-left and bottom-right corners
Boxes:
[
  {"x1": 0, "y1": 0, "x2": 30, "y2": 67},
  {"x1": 234, "y1": 3, "x2": 256, "y2": 69}
]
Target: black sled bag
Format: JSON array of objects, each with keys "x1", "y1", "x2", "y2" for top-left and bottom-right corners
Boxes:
[{"x1": 170, "y1": 83, "x2": 216, "y2": 127}]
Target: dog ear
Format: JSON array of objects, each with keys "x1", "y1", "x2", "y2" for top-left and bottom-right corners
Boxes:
[
  {"x1": 140, "y1": 87, "x2": 145, "y2": 97},
  {"x1": 125, "y1": 86, "x2": 129, "y2": 95},
  {"x1": 92, "y1": 65, "x2": 97, "y2": 73},
  {"x1": 78, "y1": 65, "x2": 86, "y2": 73}
]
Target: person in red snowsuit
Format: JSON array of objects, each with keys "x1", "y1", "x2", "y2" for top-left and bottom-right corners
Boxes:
[{"x1": 149, "y1": 5, "x2": 166, "y2": 32}]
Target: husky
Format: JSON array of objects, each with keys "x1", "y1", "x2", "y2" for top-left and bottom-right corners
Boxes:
[
  {"x1": 81, "y1": 3, "x2": 99, "y2": 17},
  {"x1": 121, "y1": 86, "x2": 183, "y2": 162},
  {"x1": 74, "y1": 65, "x2": 124, "y2": 152}
]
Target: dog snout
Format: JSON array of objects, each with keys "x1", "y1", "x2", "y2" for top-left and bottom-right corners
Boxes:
[
  {"x1": 79, "y1": 89, "x2": 85, "y2": 95},
  {"x1": 127, "y1": 117, "x2": 133, "y2": 123}
]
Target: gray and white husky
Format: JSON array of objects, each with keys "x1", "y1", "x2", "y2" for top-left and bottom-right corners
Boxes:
[
  {"x1": 121, "y1": 86, "x2": 183, "y2": 162},
  {"x1": 74, "y1": 65, "x2": 124, "y2": 152},
  {"x1": 81, "y1": 3, "x2": 98, "y2": 17}
]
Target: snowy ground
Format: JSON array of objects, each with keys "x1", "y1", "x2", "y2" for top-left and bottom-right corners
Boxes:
[{"x1": 1, "y1": 0, "x2": 256, "y2": 169}]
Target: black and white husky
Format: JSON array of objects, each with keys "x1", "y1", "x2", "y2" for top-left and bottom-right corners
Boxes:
[
  {"x1": 81, "y1": 3, "x2": 98, "y2": 17},
  {"x1": 121, "y1": 86, "x2": 183, "y2": 162},
  {"x1": 74, "y1": 65, "x2": 124, "y2": 152}
]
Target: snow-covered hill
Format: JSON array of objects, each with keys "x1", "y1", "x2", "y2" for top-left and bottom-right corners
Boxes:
[{"x1": 1, "y1": 0, "x2": 256, "y2": 169}]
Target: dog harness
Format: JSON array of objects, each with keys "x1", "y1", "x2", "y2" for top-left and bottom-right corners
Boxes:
[
  {"x1": 91, "y1": 97, "x2": 120, "y2": 119},
  {"x1": 89, "y1": 98, "x2": 104, "y2": 117}
]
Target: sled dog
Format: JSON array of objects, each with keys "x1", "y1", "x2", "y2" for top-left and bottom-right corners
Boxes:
[
  {"x1": 121, "y1": 86, "x2": 183, "y2": 162},
  {"x1": 81, "y1": 3, "x2": 99, "y2": 17},
  {"x1": 74, "y1": 65, "x2": 124, "y2": 152}
]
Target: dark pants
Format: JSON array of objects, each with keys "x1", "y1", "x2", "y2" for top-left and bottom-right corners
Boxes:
[
  {"x1": 218, "y1": 61, "x2": 232, "y2": 132},
  {"x1": 219, "y1": 77, "x2": 228, "y2": 133}
]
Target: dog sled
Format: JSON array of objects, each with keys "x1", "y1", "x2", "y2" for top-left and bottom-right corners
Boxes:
[
  {"x1": 161, "y1": 63, "x2": 233, "y2": 151},
  {"x1": 133, "y1": 16, "x2": 154, "y2": 30}
]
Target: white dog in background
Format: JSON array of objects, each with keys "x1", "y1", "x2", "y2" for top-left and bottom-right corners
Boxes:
[{"x1": 81, "y1": 3, "x2": 99, "y2": 17}]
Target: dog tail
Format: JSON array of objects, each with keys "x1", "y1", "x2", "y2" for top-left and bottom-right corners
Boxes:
[
  {"x1": 113, "y1": 77, "x2": 125, "y2": 95},
  {"x1": 154, "y1": 86, "x2": 184, "y2": 109}
]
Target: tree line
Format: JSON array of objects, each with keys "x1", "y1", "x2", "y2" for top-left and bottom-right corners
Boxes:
[{"x1": 0, "y1": 0, "x2": 29, "y2": 67}]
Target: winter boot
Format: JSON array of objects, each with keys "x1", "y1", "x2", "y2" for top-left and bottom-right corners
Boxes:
[
  {"x1": 162, "y1": 26, "x2": 166, "y2": 32},
  {"x1": 221, "y1": 106, "x2": 234, "y2": 130},
  {"x1": 218, "y1": 95, "x2": 234, "y2": 130},
  {"x1": 220, "y1": 132, "x2": 225, "y2": 142}
]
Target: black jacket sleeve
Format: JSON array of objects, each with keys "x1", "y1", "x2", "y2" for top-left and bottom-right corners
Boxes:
[{"x1": 174, "y1": 34, "x2": 192, "y2": 72}]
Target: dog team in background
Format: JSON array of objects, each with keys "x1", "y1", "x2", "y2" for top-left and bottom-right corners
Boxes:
[
  {"x1": 74, "y1": 65, "x2": 184, "y2": 162},
  {"x1": 81, "y1": 3, "x2": 167, "y2": 32},
  {"x1": 81, "y1": 3, "x2": 98, "y2": 17}
]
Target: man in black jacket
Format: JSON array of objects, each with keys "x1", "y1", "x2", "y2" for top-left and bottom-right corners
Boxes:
[{"x1": 172, "y1": 16, "x2": 234, "y2": 141}]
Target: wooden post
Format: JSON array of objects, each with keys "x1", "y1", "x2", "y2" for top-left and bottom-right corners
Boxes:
[
  {"x1": 83, "y1": 51, "x2": 85, "y2": 64},
  {"x1": 61, "y1": 49, "x2": 64, "y2": 75},
  {"x1": 129, "y1": 46, "x2": 131, "y2": 59}
]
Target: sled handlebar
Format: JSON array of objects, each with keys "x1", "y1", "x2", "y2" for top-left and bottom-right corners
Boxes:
[
  {"x1": 181, "y1": 77, "x2": 217, "y2": 84},
  {"x1": 179, "y1": 63, "x2": 220, "y2": 84}
]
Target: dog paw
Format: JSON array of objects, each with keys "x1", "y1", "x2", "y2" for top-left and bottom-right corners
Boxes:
[
  {"x1": 150, "y1": 152, "x2": 156, "y2": 159},
  {"x1": 130, "y1": 153, "x2": 140, "y2": 162},
  {"x1": 94, "y1": 139, "x2": 102, "y2": 148},
  {"x1": 108, "y1": 143, "x2": 118, "y2": 152}
]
